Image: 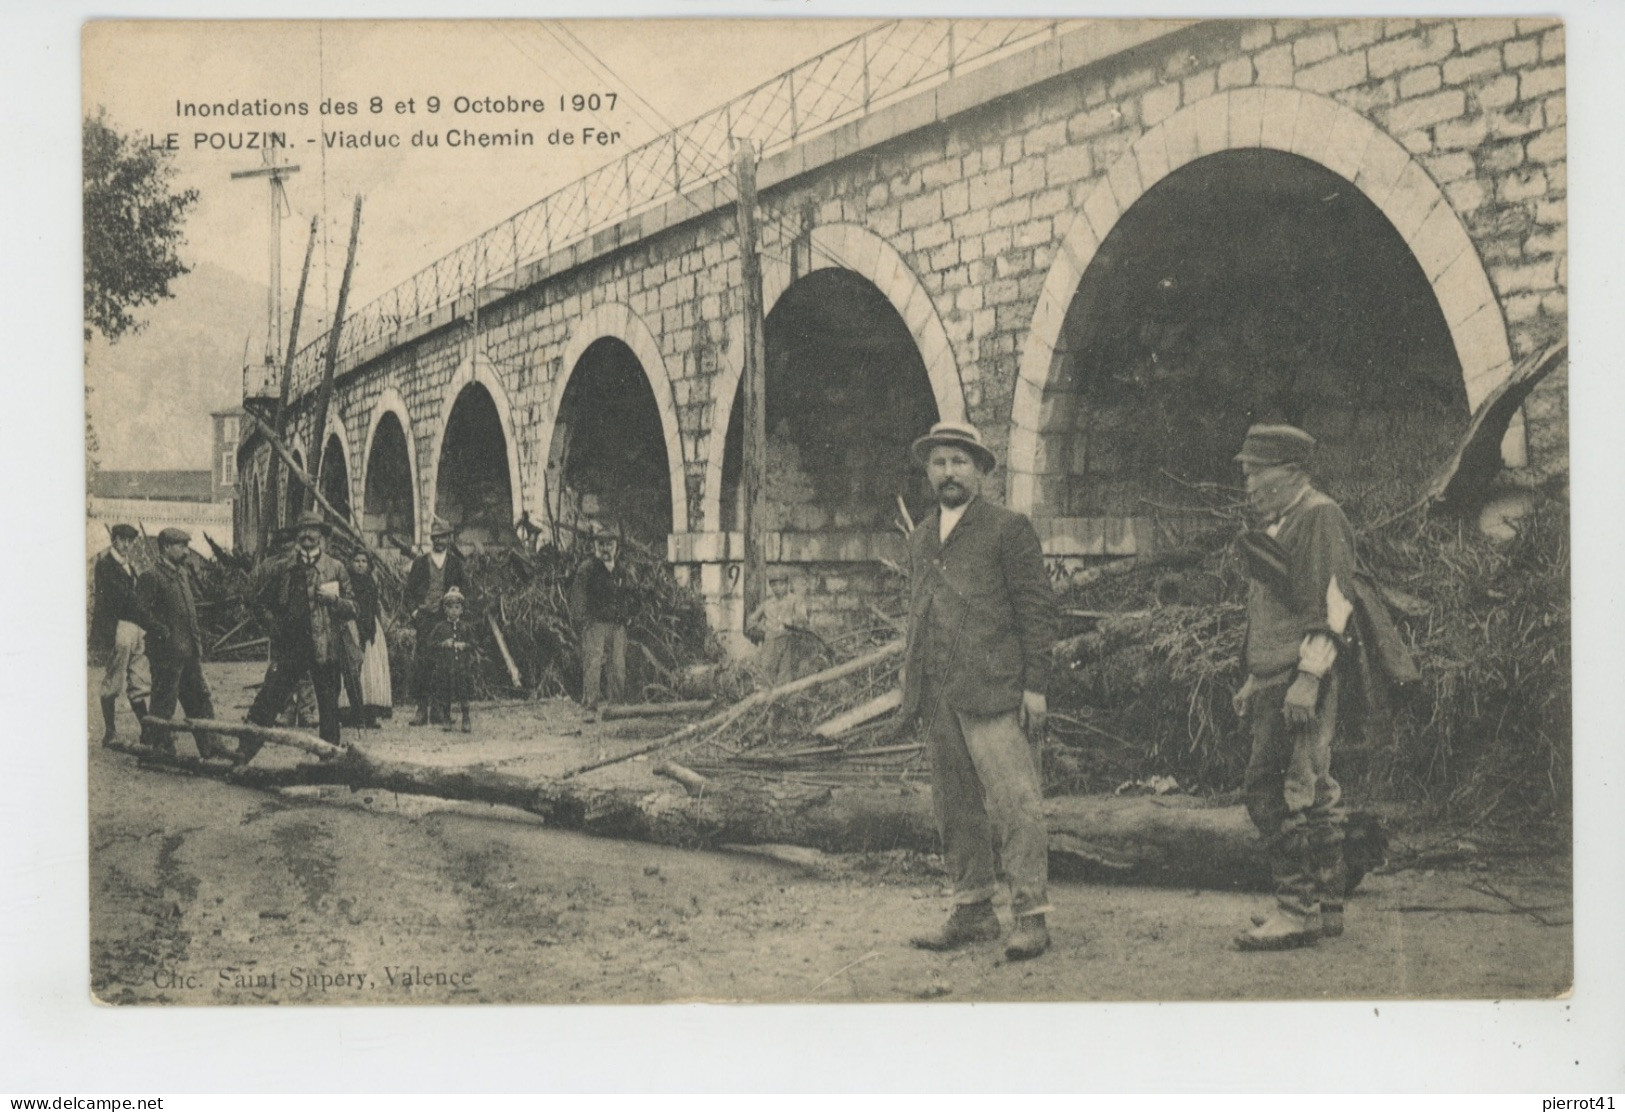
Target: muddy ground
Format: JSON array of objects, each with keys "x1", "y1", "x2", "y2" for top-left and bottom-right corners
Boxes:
[{"x1": 89, "y1": 664, "x2": 1572, "y2": 1006}]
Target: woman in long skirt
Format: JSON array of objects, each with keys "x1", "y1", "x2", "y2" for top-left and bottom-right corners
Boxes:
[{"x1": 347, "y1": 550, "x2": 393, "y2": 726}]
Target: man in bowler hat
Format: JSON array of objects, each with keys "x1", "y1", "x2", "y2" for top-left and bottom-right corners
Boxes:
[
  {"x1": 897, "y1": 420, "x2": 1059, "y2": 961},
  {"x1": 1231, "y1": 424, "x2": 1356, "y2": 951}
]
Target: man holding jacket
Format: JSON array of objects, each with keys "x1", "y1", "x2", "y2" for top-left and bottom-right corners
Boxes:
[
  {"x1": 897, "y1": 421, "x2": 1059, "y2": 961},
  {"x1": 243, "y1": 510, "x2": 356, "y2": 760}
]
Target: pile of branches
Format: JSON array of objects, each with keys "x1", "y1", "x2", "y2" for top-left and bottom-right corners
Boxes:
[{"x1": 435, "y1": 533, "x2": 720, "y2": 701}]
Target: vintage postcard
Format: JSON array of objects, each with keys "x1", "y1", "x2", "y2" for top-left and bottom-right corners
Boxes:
[{"x1": 82, "y1": 16, "x2": 1572, "y2": 1012}]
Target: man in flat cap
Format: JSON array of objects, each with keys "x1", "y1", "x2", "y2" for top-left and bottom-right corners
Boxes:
[
  {"x1": 405, "y1": 517, "x2": 466, "y2": 726},
  {"x1": 91, "y1": 523, "x2": 150, "y2": 745},
  {"x1": 243, "y1": 510, "x2": 356, "y2": 759},
  {"x1": 136, "y1": 527, "x2": 229, "y2": 757},
  {"x1": 1231, "y1": 424, "x2": 1357, "y2": 951},
  {"x1": 897, "y1": 420, "x2": 1059, "y2": 961}
]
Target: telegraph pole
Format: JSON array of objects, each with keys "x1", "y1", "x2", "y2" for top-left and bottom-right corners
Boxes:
[
  {"x1": 230, "y1": 153, "x2": 302, "y2": 369},
  {"x1": 734, "y1": 140, "x2": 768, "y2": 635}
]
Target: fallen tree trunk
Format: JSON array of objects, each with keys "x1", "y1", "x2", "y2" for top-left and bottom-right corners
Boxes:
[
  {"x1": 140, "y1": 716, "x2": 344, "y2": 760},
  {"x1": 602, "y1": 700, "x2": 714, "y2": 721},
  {"x1": 113, "y1": 739, "x2": 1382, "y2": 894}
]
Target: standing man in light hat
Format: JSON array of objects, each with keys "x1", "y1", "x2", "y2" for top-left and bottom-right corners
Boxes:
[
  {"x1": 897, "y1": 420, "x2": 1059, "y2": 961},
  {"x1": 91, "y1": 523, "x2": 150, "y2": 745},
  {"x1": 1231, "y1": 423, "x2": 1357, "y2": 951}
]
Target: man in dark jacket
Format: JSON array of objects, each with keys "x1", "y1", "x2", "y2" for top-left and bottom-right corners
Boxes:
[
  {"x1": 91, "y1": 523, "x2": 150, "y2": 744},
  {"x1": 136, "y1": 528, "x2": 228, "y2": 758},
  {"x1": 243, "y1": 511, "x2": 356, "y2": 759},
  {"x1": 897, "y1": 421, "x2": 1059, "y2": 961},
  {"x1": 404, "y1": 518, "x2": 466, "y2": 725},
  {"x1": 576, "y1": 531, "x2": 629, "y2": 718},
  {"x1": 1231, "y1": 424, "x2": 1357, "y2": 951}
]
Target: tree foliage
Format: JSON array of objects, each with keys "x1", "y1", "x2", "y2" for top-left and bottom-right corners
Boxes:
[{"x1": 83, "y1": 107, "x2": 198, "y2": 343}]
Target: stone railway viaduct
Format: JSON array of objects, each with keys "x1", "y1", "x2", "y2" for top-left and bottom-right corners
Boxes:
[{"x1": 236, "y1": 17, "x2": 1568, "y2": 643}]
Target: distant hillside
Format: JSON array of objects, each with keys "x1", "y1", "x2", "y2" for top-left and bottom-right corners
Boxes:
[{"x1": 86, "y1": 261, "x2": 268, "y2": 471}]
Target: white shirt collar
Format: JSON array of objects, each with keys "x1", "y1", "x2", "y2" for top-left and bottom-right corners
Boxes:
[{"x1": 939, "y1": 499, "x2": 971, "y2": 543}]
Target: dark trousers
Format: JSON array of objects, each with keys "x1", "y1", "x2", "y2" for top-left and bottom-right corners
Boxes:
[
  {"x1": 1242, "y1": 672, "x2": 1347, "y2": 916},
  {"x1": 144, "y1": 652, "x2": 219, "y2": 755},
  {"x1": 249, "y1": 644, "x2": 344, "y2": 747},
  {"x1": 412, "y1": 614, "x2": 438, "y2": 705}
]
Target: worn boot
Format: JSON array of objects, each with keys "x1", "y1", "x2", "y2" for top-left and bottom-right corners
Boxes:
[
  {"x1": 100, "y1": 696, "x2": 119, "y2": 745},
  {"x1": 911, "y1": 901, "x2": 1001, "y2": 951},
  {"x1": 410, "y1": 702, "x2": 430, "y2": 727},
  {"x1": 1310, "y1": 826, "x2": 1348, "y2": 939},
  {"x1": 1235, "y1": 906, "x2": 1321, "y2": 951},
  {"x1": 1004, "y1": 914, "x2": 1051, "y2": 961}
]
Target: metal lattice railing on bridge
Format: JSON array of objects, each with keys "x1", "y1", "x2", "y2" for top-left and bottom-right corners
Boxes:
[{"x1": 264, "y1": 19, "x2": 1072, "y2": 400}]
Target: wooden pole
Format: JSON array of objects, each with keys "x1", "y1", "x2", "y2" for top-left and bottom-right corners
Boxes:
[
  {"x1": 262, "y1": 216, "x2": 319, "y2": 548},
  {"x1": 306, "y1": 195, "x2": 364, "y2": 515},
  {"x1": 734, "y1": 140, "x2": 768, "y2": 639}
]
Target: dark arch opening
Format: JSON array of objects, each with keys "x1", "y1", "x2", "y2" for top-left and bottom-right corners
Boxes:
[
  {"x1": 285, "y1": 450, "x2": 305, "y2": 527},
  {"x1": 722, "y1": 268, "x2": 940, "y2": 532},
  {"x1": 318, "y1": 434, "x2": 352, "y2": 524},
  {"x1": 435, "y1": 383, "x2": 513, "y2": 548},
  {"x1": 1042, "y1": 148, "x2": 1469, "y2": 524},
  {"x1": 363, "y1": 412, "x2": 416, "y2": 549},
  {"x1": 546, "y1": 337, "x2": 673, "y2": 544}
]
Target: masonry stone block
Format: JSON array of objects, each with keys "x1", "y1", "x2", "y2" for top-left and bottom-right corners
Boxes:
[
  {"x1": 1131, "y1": 125, "x2": 1170, "y2": 188},
  {"x1": 1259, "y1": 86, "x2": 1303, "y2": 150},
  {"x1": 1477, "y1": 139, "x2": 1526, "y2": 174},
  {"x1": 1433, "y1": 114, "x2": 1489, "y2": 152},
  {"x1": 1534, "y1": 198, "x2": 1566, "y2": 227},
  {"x1": 1292, "y1": 30, "x2": 1339, "y2": 68},
  {"x1": 1497, "y1": 167, "x2": 1549, "y2": 204},
  {"x1": 1239, "y1": 24, "x2": 1274, "y2": 51},
  {"x1": 1541, "y1": 27, "x2": 1564, "y2": 62},
  {"x1": 1183, "y1": 68, "x2": 1218, "y2": 104},
  {"x1": 968, "y1": 167, "x2": 1014, "y2": 212},
  {"x1": 1383, "y1": 88, "x2": 1465, "y2": 135},
  {"x1": 1398, "y1": 65, "x2": 1443, "y2": 98},
  {"x1": 1217, "y1": 55, "x2": 1253, "y2": 90},
  {"x1": 1454, "y1": 18, "x2": 1516, "y2": 53},
  {"x1": 1254, "y1": 43, "x2": 1295, "y2": 87},
  {"x1": 1081, "y1": 179, "x2": 1120, "y2": 244},
  {"x1": 1229, "y1": 86, "x2": 1266, "y2": 147},
  {"x1": 1105, "y1": 148, "x2": 1144, "y2": 211},
  {"x1": 1141, "y1": 81, "x2": 1181, "y2": 127},
  {"x1": 1336, "y1": 21, "x2": 1383, "y2": 52},
  {"x1": 1488, "y1": 103, "x2": 1545, "y2": 140},
  {"x1": 1369, "y1": 26, "x2": 1455, "y2": 80},
  {"x1": 1412, "y1": 200, "x2": 1469, "y2": 279},
  {"x1": 1519, "y1": 64, "x2": 1565, "y2": 102}
]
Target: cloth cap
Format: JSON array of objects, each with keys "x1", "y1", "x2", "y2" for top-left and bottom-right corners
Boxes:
[
  {"x1": 110, "y1": 523, "x2": 139, "y2": 541},
  {"x1": 442, "y1": 586, "x2": 466, "y2": 604},
  {"x1": 156, "y1": 527, "x2": 191, "y2": 547},
  {"x1": 1234, "y1": 424, "x2": 1316, "y2": 467},
  {"x1": 430, "y1": 517, "x2": 455, "y2": 538},
  {"x1": 293, "y1": 510, "x2": 331, "y2": 534},
  {"x1": 910, "y1": 420, "x2": 997, "y2": 473}
]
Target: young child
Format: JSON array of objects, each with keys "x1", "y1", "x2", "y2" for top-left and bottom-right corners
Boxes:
[
  {"x1": 749, "y1": 571, "x2": 816, "y2": 687},
  {"x1": 427, "y1": 586, "x2": 475, "y2": 733}
]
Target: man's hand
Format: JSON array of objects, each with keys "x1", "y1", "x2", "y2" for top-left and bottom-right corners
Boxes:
[
  {"x1": 1232, "y1": 674, "x2": 1258, "y2": 719},
  {"x1": 1018, "y1": 690, "x2": 1047, "y2": 740},
  {"x1": 1283, "y1": 672, "x2": 1321, "y2": 727}
]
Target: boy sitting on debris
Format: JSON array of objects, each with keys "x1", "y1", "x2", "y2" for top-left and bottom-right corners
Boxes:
[{"x1": 427, "y1": 586, "x2": 475, "y2": 733}]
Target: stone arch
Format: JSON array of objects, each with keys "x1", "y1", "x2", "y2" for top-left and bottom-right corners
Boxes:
[
  {"x1": 315, "y1": 406, "x2": 356, "y2": 524},
  {"x1": 424, "y1": 357, "x2": 525, "y2": 537},
  {"x1": 1008, "y1": 87, "x2": 1521, "y2": 512},
  {"x1": 541, "y1": 301, "x2": 689, "y2": 536},
  {"x1": 283, "y1": 436, "x2": 308, "y2": 526},
  {"x1": 701, "y1": 222, "x2": 966, "y2": 532},
  {"x1": 359, "y1": 386, "x2": 421, "y2": 545}
]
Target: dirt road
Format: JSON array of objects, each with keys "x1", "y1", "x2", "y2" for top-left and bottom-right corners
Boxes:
[{"x1": 89, "y1": 664, "x2": 1572, "y2": 1005}]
